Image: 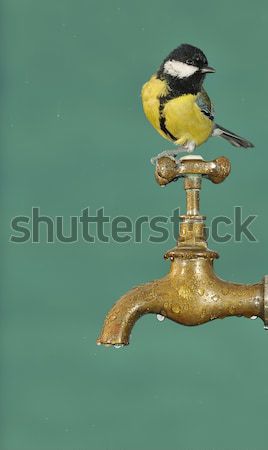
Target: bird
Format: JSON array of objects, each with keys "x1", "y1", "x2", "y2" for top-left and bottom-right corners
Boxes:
[{"x1": 141, "y1": 43, "x2": 254, "y2": 160}]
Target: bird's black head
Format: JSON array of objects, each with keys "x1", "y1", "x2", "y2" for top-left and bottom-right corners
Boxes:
[{"x1": 157, "y1": 43, "x2": 215, "y2": 95}]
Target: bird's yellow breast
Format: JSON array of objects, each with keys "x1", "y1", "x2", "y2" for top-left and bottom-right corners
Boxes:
[
  {"x1": 141, "y1": 76, "x2": 170, "y2": 140},
  {"x1": 163, "y1": 95, "x2": 213, "y2": 146},
  {"x1": 141, "y1": 75, "x2": 213, "y2": 146}
]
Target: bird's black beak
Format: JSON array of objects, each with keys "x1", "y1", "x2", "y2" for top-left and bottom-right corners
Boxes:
[{"x1": 201, "y1": 66, "x2": 216, "y2": 74}]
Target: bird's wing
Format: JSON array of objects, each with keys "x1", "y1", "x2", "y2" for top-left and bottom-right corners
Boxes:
[{"x1": 195, "y1": 88, "x2": 215, "y2": 121}]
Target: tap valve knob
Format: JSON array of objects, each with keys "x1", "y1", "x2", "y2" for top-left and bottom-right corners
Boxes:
[{"x1": 155, "y1": 155, "x2": 231, "y2": 186}]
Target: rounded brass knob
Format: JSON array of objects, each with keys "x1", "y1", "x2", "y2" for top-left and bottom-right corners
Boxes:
[{"x1": 155, "y1": 155, "x2": 231, "y2": 186}]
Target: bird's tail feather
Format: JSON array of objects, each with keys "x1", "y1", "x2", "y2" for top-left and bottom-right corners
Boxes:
[{"x1": 213, "y1": 124, "x2": 254, "y2": 148}]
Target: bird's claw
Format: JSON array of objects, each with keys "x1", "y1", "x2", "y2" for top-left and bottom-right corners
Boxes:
[{"x1": 150, "y1": 150, "x2": 178, "y2": 165}]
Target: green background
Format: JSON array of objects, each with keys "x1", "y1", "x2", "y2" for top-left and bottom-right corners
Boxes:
[{"x1": 1, "y1": 1, "x2": 268, "y2": 449}]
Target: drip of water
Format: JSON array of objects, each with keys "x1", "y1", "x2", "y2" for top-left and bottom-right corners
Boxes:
[
  {"x1": 250, "y1": 316, "x2": 257, "y2": 320},
  {"x1": 156, "y1": 314, "x2": 165, "y2": 322},
  {"x1": 114, "y1": 344, "x2": 123, "y2": 349}
]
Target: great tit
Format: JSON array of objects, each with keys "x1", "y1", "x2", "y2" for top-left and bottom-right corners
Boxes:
[{"x1": 141, "y1": 43, "x2": 253, "y2": 157}]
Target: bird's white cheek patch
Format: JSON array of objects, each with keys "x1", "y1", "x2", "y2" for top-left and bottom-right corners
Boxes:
[{"x1": 163, "y1": 60, "x2": 199, "y2": 78}]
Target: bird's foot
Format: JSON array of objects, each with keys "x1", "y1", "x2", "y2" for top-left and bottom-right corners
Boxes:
[
  {"x1": 151, "y1": 143, "x2": 195, "y2": 165},
  {"x1": 174, "y1": 138, "x2": 196, "y2": 154},
  {"x1": 181, "y1": 141, "x2": 196, "y2": 153},
  {"x1": 150, "y1": 150, "x2": 178, "y2": 165}
]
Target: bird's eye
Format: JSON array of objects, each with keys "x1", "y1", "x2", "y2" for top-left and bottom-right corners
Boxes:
[{"x1": 186, "y1": 59, "x2": 193, "y2": 65}]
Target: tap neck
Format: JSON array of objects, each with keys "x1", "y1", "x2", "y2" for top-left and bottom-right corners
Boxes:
[
  {"x1": 178, "y1": 173, "x2": 207, "y2": 247},
  {"x1": 184, "y1": 174, "x2": 202, "y2": 216}
]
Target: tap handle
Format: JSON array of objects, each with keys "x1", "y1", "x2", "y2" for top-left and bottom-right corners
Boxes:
[{"x1": 155, "y1": 155, "x2": 231, "y2": 186}]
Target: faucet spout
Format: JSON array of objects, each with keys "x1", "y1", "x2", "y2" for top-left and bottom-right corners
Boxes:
[
  {"x1": 97, "y1": 251, "x2": 265, "y2": 346},
  {"x1": 96, "y1": 277, "x2": 171, "y2": 346}
]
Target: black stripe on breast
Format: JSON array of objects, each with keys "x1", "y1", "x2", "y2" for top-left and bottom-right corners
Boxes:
[{"x1": 159, "y1": 96, "x2": 177, "y2": 141}]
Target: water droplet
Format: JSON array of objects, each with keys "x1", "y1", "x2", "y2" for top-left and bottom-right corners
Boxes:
[
  {"x1": 114, "y1": 344, "x2": 123, "y2": 349},
  {"x1": 250, "y1": 315, "x2": 257, "y2": 320},
  {"x1": 156, "y1": 314, "x2": 165, "y2": 322},
  {"x1": 172, "y1": 304, "x2": 181, "y2": 314},
  {"x1": 221, "y1": 288, "x2": 229, "y2": 296},
  {"x1": 96, "y1": 342, "x2": 101, "y2": 346},
  {"x1": 254, "y1": 297, "x2": 260, "y2": 306}
]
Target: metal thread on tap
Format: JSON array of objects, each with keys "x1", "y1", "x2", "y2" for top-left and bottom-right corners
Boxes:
[
  {"x1": 184, "y1": 175, "x2": 202, "y2": 216},
  {"x1": 180, "y1": 155, "x2": 203, "y2": 217}
]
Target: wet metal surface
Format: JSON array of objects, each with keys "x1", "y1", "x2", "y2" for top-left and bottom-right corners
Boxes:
[{"x1": 97, "y1": 156, "x2": 266, "y2": 346}]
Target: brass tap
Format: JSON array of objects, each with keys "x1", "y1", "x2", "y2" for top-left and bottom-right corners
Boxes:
[{"x1": 97, "y1": 155, "x2": 268, "y2": 347}]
